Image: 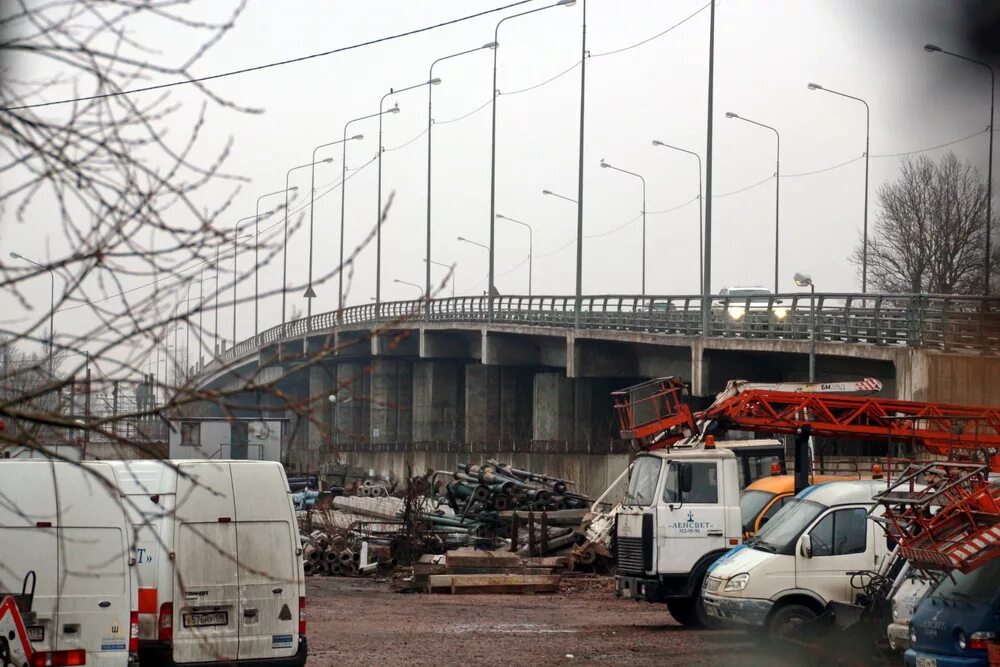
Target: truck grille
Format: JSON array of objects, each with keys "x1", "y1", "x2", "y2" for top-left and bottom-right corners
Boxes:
[{"x1": 617, "y1": 536, "x2": 645, "y2": 574}]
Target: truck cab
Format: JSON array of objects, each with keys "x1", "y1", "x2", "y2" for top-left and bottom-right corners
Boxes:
[{"x1": 615, "y1": 441, "x2": 768, "y2": 627}]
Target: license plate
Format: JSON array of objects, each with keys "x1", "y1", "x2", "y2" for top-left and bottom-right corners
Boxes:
[
  {"x1": 27, "y1": 626, "x2": 44, "y2": 642},
  {"x1": 183, "y1": 611, "x2": 228, "y2": 628},
  {"x1": 916, "y1": 657, "x2": 937, "y2": 667}
]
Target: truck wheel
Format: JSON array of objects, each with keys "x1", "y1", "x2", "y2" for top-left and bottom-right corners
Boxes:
[
  {"x1": 667, "y1": 592, "x2": 716, "y2": 629},
  {"x1": 766, "y1": 603, "x2": 816, "y2": 642}
]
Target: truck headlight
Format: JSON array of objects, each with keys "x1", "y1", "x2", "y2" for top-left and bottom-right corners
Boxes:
[
  {"x1": 727, "y1": 306, "x2": 745, "y2": 320},
  {"x1": 773, "y1": 307, "x2": 788, "y2": 319},
  {"x1": 723, "y1": 573, "x2": 750, "y2": 592},
  {"x1": 910, "y1": 626, "x2": 917, "y2": 645}
]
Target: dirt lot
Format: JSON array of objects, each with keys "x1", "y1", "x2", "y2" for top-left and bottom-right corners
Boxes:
[{"x1": 305, "y1": 575, "x2": 807, "y2": 666}]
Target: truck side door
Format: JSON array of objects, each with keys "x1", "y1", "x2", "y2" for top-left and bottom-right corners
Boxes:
[
  {"x1": 795, "y1": 506, "x2": 871, "y2": 604},
  {"x1": 657, "y1": 460, "x2": 726, "y2": 575}
]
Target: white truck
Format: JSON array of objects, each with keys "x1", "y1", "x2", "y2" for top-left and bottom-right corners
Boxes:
[
  {"x1": 614, "y1": 439, "x2": 785, "y2": 626},
  {"x1": 105, "y1": 459, "x2": 307, "y2": 667}
]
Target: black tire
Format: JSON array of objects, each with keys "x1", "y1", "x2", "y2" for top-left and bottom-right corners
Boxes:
[
  {"x1": 766, "y1": 603, "x2": 817, "y2": 643},
  {"x1": 667, "y1": 592, "x2": 717, "y2": 629}
]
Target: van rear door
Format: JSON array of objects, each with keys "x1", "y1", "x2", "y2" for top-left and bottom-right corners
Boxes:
[
  {"x1": 173, "y1": 462, "x2": 239, "y2": 663},
  {"x1": 231, "y1": 462, "x2": 299, "y2": 660}
]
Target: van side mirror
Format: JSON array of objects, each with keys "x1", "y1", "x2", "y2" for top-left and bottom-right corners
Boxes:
[
  {"x1": 678, "y1": 463, "x2": 693, "y2": 494},
  {"x1": 800, "y1": 534, "x2": 812, "y2": 558}
]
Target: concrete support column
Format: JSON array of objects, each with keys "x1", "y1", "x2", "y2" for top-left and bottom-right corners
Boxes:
[
  {"x1": 691, "y1": 341, "x2": 710, "y2": 397},
  {"x1": 370, "y1": 359, "x2": 413, "y2": 446},
  {"x1": 307, "y1": 365, "x2": 334, "y2": 454},
  {"x1": 335, "y1": 361, "x2": 369, "y2": 448},
  {"x1": 412, "y1": 360, "x2": 463, "y2": 444},
  {"x1": 532, "y1": 373, "x2": 593, "y2": 448},
  {"x1": 464, "y1": 365, "x2": 517, "y2": 447}
]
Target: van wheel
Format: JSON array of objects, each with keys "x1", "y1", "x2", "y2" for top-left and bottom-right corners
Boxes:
[{"x1": 766, "y1": 603, "x2": 816, "y2": 642}]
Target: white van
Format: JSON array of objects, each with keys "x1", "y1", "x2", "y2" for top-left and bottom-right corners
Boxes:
[
  {"x1": 702, "y1": 480, "x2": 891, "y2": 640},
  {"x1": 106, "y1": 460, "x2": 307, "y2": 667},
  {"x1": 0, "y1": 460, "x2": 139, "y2": 666}
]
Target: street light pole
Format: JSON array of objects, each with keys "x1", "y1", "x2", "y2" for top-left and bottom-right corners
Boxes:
[
  {"x1": 703, "y1": 0, "x2": 716, "y2": 339},
  {"x1": 232, "y1": 215, "x2": 258, "y2": 345},
  {"x1": 340, "y1": 114, "x2": 387, "y2": 313},
  {"x1": 652, "y1": 140, "x2": 704, "y2": 294},
  {"x1": 806, "y1": 83, "x2": 870, "y2": 293},
  {"x1": 495, "y1": 214, "x2": 533, "y2": 295},
  {"x1": 923, "y1": 44, "x2": 995, "y2": 295},
  {"x1": 794, "y1": 272, "x2": 817, "y2": 382},
  {"x1": 599, "y1": 159, "x2": 647, "y2": 295},
  {"x1": 214, "y1": 245, "x2": 221, "y2": 354},
  {"x1": 256, "y1": 188, "x2": 295, "y2": 336},
  {"x1": 284, "y1": 159, "x2": 331, "y2": 332},
  {"x1": 489, "y1": 0, "x2": 577, "y2": 321},
  {"x1": 427, "y1": 43, "x2": 497, "y2": 303},
  {"x1": 724, "y1": 112, "x2": 780, "y2": 292},
  {"x1": 9, "y1": 252, "x2": 55, "y2": 375},
  {"x1": 392, "y1": 278, "x2": 424, "y2": 300},
  {"x1": 424, "y1": 259, "x2": 456, "y2": 297},
  {"x1": 377, "y1": 81, "x2": 439, "y2": 309},
  {"x1": 305, "y1": 135, "x2": 363, "y2": 330}
]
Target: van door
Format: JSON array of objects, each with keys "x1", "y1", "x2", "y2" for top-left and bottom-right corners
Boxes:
[
  {"x1": 795, "y1": 506, "x2": 871, "y2": 604},
  {"x1": 231, "y1": 463, "x2": 298, "y2": 660},
  {"x1": 173, "y1": 462, "x2": 239, "y2": 663},
  {"x1": 657, "y1": 459, "x2": 726, "y2": 574}
]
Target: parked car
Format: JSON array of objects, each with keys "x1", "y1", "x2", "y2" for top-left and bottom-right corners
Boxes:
[
  {"x1": 905, "y1": 557, "x2": 1000, "y2": 667},
  {"x1": 702, "y1": 480, "x2": 893, "y2": 641},
  {"x1": 0, "y1": 460, "x2": 139, "y2": 666},
  {"x1": 106, "y1": 459, "x2": 307, "y2": 667},
  {"x1": 886, "y1": 563, "x2": 938, "y2": 653},
  {"x1": 717, "y1": 287, "x2": 788, "y2": 320}
]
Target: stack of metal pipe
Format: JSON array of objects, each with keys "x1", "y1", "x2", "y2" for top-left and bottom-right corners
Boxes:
[
  {"x1": 441, "y1": 461, "x2": 590, "y2": 515},
  {"x1": 301, "y1": 529, "x2": 392, "y2": 577}
]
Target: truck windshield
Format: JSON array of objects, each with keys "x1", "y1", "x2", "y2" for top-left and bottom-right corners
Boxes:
[
  {"x1": 625, "y1": 456, "x2": 661, "y2": 506},
  {"x1": 752, "y1": 498, "x2": 825, "y2": 554},
  {"x1": 740, "y1": 490, "x2": 775, "y2": 531},
  {"x1": 930, "y1": 556, "x2": 1000, "y2": 603}
]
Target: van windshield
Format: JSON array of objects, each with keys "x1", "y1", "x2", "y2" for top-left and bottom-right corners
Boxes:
[
  {"x1": 740, "y1": 490, "x2": 775, "y2": 531},
  {"x1": 625, "y1": 456, "x2": 661, "y2": 506},
  {"x1": 752, "y1": 498, "x2": 825, "y2": 554},
  {"x1": 930, "y1": 556, "x2": 1000, "y2": 603}
]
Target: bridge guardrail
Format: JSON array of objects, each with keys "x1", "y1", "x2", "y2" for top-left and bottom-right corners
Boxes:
[{"x1": 201, "y1": 293, "x2": 1000, "y2": 377}]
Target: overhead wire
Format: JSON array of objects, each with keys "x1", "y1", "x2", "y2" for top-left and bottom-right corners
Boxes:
[{"x1": 0, "y1": 0, "x2": 541, "y2": 112}]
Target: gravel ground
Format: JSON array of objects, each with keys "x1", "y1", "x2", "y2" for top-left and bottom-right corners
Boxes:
[{"x1": 304, "y1": 575, "x2": 810, "y2": 667}]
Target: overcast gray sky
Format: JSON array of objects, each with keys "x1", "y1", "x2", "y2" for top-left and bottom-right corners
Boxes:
[{"x1": 3, "y1": 0, "x2": 995, "y2": 363}]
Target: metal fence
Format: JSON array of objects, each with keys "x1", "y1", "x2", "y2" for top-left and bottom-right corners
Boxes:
[{"x1": 201, "y1": 293, "x2": 1000, "y2": 376}]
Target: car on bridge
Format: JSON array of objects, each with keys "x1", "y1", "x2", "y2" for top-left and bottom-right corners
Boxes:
[{"x1": 718, "y1": 286, "x2": 789, "y2": 321}]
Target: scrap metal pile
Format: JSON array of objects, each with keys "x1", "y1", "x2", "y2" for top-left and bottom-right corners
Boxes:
[
  {"x1": 440, "y1": 460, "x2": 590, "y2": 514},
  {"x1": 301, "y1": 530, "x2": 393, "y2": 576}
]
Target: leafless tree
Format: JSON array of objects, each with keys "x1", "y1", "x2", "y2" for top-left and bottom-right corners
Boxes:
[{"x1": 853, "y1": 152, "x2": 991, "y2": 294}]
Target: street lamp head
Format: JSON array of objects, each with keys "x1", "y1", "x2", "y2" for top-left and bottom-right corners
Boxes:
[
  {"x1": 793, "y1": 272, "x2": 813, "y2": 288},
  {"x1": 483, "y1": 41, "x2": 498, "y2": 49},
  {"x1": 556, "y1": 0, "x2": 576, "y2": 6},
  {"x1": 351, "y1": 134, "x2": 364, "y2": 140},
  {"x1": 322, "y1": 157, "x2": 335, "y2": 164},
  {"x1": 542, "y1": 189, "x2": 553, "y2": 195},
  {"x1": 924, "y1": 43, "x2": 942, "y2": 53},
  {"x1": 288, "y1": 186, "x2": 299, "y2": 191},
  {"x1": 651, "y1": 140, "x2": 664, "y2": 147},
  {"x1": 495, "y1": 214, "x2": 506, "y2": 220},
  {"x1": 724, "y1": 111, "x2": 738, "y2": 119},
  {"x1": 9, "y1": 252, "x2": 21, "y2": 260},
  {"x1": 457, "y1": 236, "x2": 467, "y2": 242},
  {"x1": 807, "y1": 82, "x2": 823, "y2": 91},
  {"x1": 390, "y1": 103, "x2": 400, "y2": 114},
  {"x1": 599, "y1": 159, "x2": 609, "y2": 168},
  {"x1": 429, "y1": 77, "x2": 442, "y2": 85}
]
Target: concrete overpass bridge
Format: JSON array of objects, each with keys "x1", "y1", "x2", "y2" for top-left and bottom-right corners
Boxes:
[{"x1": 191, "y1": 292, "x2": 1000, "y2": 494}]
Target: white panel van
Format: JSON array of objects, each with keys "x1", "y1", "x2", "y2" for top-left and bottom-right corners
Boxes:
[
  {"x1": 106, "y1": 460, "x2": 306, "y2": 667},
  {"x1": 0, "y1": 460, "x2": 139, "y2": 666}
]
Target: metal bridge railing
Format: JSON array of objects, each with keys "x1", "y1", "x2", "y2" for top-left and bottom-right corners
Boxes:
[{"x1": 202, "y1": 293, "x2": 1000, "y2": 376}]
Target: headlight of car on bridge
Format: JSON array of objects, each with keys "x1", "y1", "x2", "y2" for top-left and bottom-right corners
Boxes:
[
  {"x1": 727, "y1": 305, "x2": 746, "y2": 320},
  {"x1": 772, "y1": 306, "x2": 788, "y2": 319}
]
